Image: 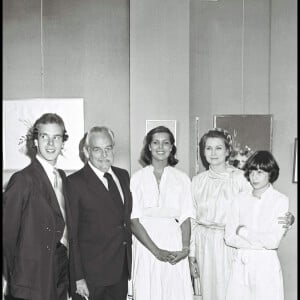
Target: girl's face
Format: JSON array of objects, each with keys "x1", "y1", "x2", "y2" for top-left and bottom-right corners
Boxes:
[
  {"x1": 149, "y1": 132, "x2": 173, "y2": 163},
  {"x1": 204, "y1": 137, "x2": 229, "y2": 167},
  {"x1": 249, "y1": 168, "x2": 270, "y2": 192}
]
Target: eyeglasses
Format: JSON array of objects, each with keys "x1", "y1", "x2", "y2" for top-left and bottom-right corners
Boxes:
[{"x1": 89, "y1": 145, "x2": 114, "y2": 155}]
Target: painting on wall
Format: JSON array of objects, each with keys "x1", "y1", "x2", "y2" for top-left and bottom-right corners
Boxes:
[
  {"x1": 213, "y1": 114, "x2": 273, "y2": 169},
  {"x1": 3, "y1": 98, "x2": 85, "y2": 172},
  {"x1": 146, "y1": 120, "x2": 177, "y2": 142}
]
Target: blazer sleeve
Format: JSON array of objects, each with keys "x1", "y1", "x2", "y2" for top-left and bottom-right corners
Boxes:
[
  {"x1": 3, "y1": 172, "x2": 31, "y2": 275},
  {"x1": 66, "y1": 177, "x2": 85, "y2": 281}
]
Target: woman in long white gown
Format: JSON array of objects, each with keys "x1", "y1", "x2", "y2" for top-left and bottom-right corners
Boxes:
[
  {"x1": 189, "y1": 129, "x2": 294, "y2": 300},
  {"x1": 130, "y1": 126, "x2": 195, "y2": 300},
  {"x1": 224, "y1": 151, "x2": 288, "y2": 300}
]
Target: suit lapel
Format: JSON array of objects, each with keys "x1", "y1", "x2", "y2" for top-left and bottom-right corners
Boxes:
[
  {"x1": 83, "y1": 164, "x2": 124, "y2": 215},
  {"x1": 112, "y1": 166, "x2": 129, "y2": 209}
]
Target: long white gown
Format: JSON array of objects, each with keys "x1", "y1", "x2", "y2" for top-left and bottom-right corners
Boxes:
[
  {"x1": 130, "y1": 165, "x2": 195, "y2": 300},
  {"x1": 224, "y1": 185, "x2": 288, "y2": 300},
  {"x1": 190, "y1": 166, "x2": 251, "y2": 300}
]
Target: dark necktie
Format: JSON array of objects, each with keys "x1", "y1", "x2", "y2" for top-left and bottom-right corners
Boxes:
[{"x1": 104, "y1": 172, "x2": 123, "y2": 206}]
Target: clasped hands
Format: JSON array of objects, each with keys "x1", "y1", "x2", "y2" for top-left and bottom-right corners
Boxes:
[{"x1": 153, "y1": 247, "x2": 189, "y2": 265}]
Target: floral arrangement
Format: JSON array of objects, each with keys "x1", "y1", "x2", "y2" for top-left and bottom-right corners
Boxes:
[{"x1": 228, "y1": 129, "x2": 254, "y2": 169}]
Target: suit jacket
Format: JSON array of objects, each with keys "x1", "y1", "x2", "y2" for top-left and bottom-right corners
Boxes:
[
  {"x1": 67, "y1": 163, "x2": 132, "y2": 291},
  {"x1": 3, "y1": 158, "x2": 72, "y2": 300}
]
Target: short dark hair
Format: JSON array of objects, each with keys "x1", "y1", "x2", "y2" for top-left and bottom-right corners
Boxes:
[
  {"x1": 32, "y1": 113, "x2": 69, "y2": 142},
  {"x1": 243, "y1": 150, "x2": 279, "y2": 183},
  {"x1": 140, "y1": 126, "x2": 178, "y2": 166},
  {"x1": 199, "y1": 128, "x2": 233, "y2": 170}
]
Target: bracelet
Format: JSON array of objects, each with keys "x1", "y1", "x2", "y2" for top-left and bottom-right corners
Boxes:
[{"x1": 182, "y1": 246, "x2": 190, "y2": 252}]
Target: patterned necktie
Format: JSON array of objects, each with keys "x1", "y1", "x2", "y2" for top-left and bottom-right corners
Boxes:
[
  {"x1": 104, "y1": 172, "x2": 123, "y2": 206},
  {"x1": 53, "y1": 168, "x2": 66, "y2": 221}
]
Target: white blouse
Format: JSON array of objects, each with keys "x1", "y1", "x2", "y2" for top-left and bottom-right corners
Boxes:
[
  {"x1": 130, "y1": 165, "x2": 196, "y2": 224},
  {"x1": 224, "y1": 185, "x2": 289, "y2": 250},
  {"x1": 191, "y1": 166, "x2": 251, "y2": 227}
]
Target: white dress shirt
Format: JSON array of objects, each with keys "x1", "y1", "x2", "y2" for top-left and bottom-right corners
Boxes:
[
  {"x1": 36, "y1": 155, "x2": 68, "y2": 248},
  {"x1": 88, "y1": 161, "x2": 124, "y2": 202}
]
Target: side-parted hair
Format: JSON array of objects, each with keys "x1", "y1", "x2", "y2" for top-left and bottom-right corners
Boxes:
[
  {"x1": 84, "y1": 126, "x2": 115, "y2": 148},
  {"x1": 243, "y1": 150, "x2": 279, "y2": 183},
  {"x1": 140, "y1": 126, "x2": 178, "y2": 166},
  {"x1": 199, "y1": 128, "x2": 233, "y2": 170},
  {"x1": 32, "y1": 113, "x2": 69, "y2": 142}
]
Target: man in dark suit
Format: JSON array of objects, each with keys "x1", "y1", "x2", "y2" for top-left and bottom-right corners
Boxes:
[
  {"x1": 67, "y1": 126, "x2": 132, "y2": 300},
  {"x1": 3, "y1": 113, "x2": 72, "y2": 300}
]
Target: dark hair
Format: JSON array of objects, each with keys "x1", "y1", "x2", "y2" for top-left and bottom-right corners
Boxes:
[
  {"x1": 32, "y1": 113, "x2": 69, "y2": 142},
  {"x1": 140, "y1": 126, "x2": 178, "y2": 166},
  {"x1": 243, "y1": 150, "x2": 279, "y2": 183},
  {"x1": 199, "y1": 128, "x2": 233, "y2": 170}
]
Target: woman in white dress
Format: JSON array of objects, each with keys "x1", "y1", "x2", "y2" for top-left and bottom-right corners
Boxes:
[
  {"x1": 130, "y1": 126, "x2": 195, "y2": 300},
  {"x1": 224, "y1": 151, "x2": 288, "y2": 300},
  {"x1": 189, "y1": 129, "x2": 294, "y2": 300}
]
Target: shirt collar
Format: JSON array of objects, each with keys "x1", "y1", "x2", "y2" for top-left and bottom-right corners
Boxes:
[
  {"x1": 88, "y1": 161, "x2": 113, "y2": 178},
  {"x1": 36, "y1": 155, "x2": 56, "y2": 185},
  {"x1": 36, "y1": 155, "x2": 56, "y2": 173}
]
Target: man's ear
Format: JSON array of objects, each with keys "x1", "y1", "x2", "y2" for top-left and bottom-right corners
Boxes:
[
  {"x1": 34, "y1": 139, "x2": 38, "y2": 147},
  {"x1": 83, "y1": 147, "x2": 89, "y2": 160}
]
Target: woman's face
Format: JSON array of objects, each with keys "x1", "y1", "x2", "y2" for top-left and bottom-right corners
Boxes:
[
  {"x1": 149, "y1": 132, "x2": 173, "y2": 163},
  {"x1": 249, "y1": 168, "x2": 270, "y2": 192},
  {"x1": 204, "y1": 137, "x2": 229, "y2": 167}
]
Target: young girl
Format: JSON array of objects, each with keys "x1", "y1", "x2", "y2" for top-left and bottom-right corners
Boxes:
[{"x1": 225, "y1": 150, "x2": 289, "y2": 300}]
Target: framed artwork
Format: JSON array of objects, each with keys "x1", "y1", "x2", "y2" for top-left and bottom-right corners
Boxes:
[
  {"x1": 293, "y1": 138, "x2": 298, "y2": 183},
  {"x1": 3, "y1": 98, "x2": 85, "y2": 172},
  {"x1": 213, "y1": 114, "x2": 273, "y2": 168},
  {"x1": 146, "y1": 120, "x2": 177, "y2": 143}
]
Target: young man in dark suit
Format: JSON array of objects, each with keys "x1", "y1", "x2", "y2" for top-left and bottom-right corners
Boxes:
[
  {"x1": 3, "y1": 113, "x2": 72, "y2": 300},
  {"x1": 67, "y1": 126, "x2": 132, "y2": 300}
]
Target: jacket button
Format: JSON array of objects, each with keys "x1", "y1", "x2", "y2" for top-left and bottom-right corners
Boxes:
[
  {"x1": 122, "y1": 241, "x2": 127, "y2": 246},
  {"x1": 123, "y1": 223, "x2": 126, "y2": 227},
  {"x1": 46, "y1": 245, "x2": 51, "y2": 251}
]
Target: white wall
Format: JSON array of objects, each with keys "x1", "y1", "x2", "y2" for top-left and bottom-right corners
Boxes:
[{"x1": 130, "y1": 0, "x2": 190, "y2": 175}]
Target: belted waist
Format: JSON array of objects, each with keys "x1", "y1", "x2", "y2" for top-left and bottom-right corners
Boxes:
[{"x1": 197, "y1": 221, "x2": 225, "y2": 230}]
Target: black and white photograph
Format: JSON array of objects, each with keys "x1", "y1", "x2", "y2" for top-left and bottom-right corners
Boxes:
[{"x1": 3, "y1": 0, "x2": 297, "y2": 300}]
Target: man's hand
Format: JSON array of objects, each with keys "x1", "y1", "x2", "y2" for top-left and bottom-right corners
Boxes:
[{"x1": 76, "y1": 279, "x2": 89, "y2": 299}]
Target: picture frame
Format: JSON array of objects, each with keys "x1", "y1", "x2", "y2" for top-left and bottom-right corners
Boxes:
[
  {"x1": 293, "y1": 138, "x2": 298, "y2": 183},
  {"x1": 213, "y1": 114, "x2": 273, "y2": 151},
  {"x1": 213, "y1": 114, "x2": 273, "y2": 169},
  {"x1": 3, "y1": 98, "x2": 85, "y2": 172},
  {"x1": 146, "y1": 120, "x2": 177, "y2": 143}
]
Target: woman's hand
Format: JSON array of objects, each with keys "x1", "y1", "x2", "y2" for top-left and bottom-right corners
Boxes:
[
  {"x1": 278, "y1": 211, "x2": 295, "y2": 228},
  {"x1": 168, "y1": 248, "x2": 190, "y2": 265},
  {"x1": 189, "y1": 257, "x2": 200, "y2": 278},
  {"x1": 153, "y1": 248, "x2": 174, "y2": 262},
  {"x1": 278, "y1": 211, "x2": 295, "y2": 237}
]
